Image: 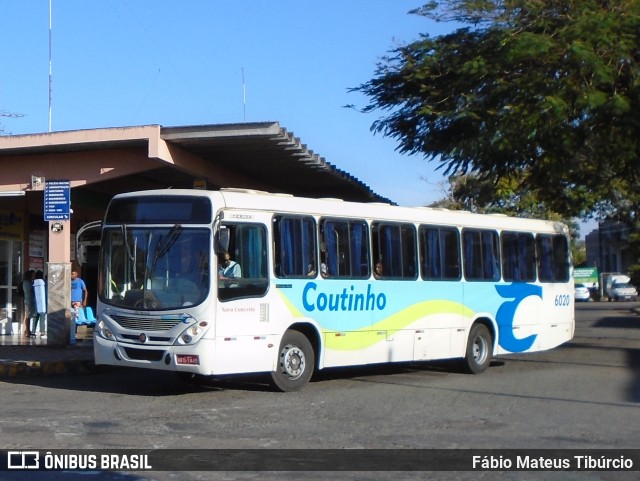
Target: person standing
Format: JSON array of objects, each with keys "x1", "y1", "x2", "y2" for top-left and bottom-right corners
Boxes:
[
  {"x1": 33, "y1": 270, "x2": 47, "y2": 337},
  {"x1": 22, "y1": 270, "x2": 36, "y2": 338},
  {"x1": 70, "y1": 269, "x2": 88, "y2": 317}
]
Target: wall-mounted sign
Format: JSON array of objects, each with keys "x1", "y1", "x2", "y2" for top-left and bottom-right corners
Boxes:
[
  {"x1": 29, "y1": 230, "x2": 46, "y2": 256},
  {"x1": 51, "y1": 222, "x2": 64, "y2": 234},
  {"x1": 0, "y1": 209, "x2": 23, "y2": 240},
  {"x1": 44, "y1": 180, "x2": 71, "y2": 221},
  {"x1": 193, "y1": 179, "x2": 207, "y2": 190}
]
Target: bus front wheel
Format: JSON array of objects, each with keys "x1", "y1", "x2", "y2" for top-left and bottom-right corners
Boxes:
[
  {"x1": 270, "y1": 330, "x2": 315, "y2": 392},
  {"x1": 462, "y1": 324, "x2": 493, "y2": 374}
]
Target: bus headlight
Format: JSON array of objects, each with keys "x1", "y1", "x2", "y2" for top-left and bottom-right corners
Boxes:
[
  {"x1": 175, "y1": 323, "x2": 208, "y2": 345},
  {"x1": 98, "y1": 320, "x2": 114, "y2": 340}
]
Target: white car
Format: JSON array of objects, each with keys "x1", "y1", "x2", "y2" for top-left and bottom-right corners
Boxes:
[
  {"x1": 574, "y1": 283, "x2": 591, "y2": 302},
  {"x1": 608, "y1": 281, "x2": 638, "y2": 302}
]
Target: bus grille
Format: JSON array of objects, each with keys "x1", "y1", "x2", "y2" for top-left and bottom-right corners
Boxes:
[
  {"x1": 124, "y1": 347, "x2": 165, "y2": 361},
  {"x1": 110, "y1": 315, "x2": 184, "y2": 331}
]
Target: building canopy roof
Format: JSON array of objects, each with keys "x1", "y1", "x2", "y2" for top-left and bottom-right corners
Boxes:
[
  {"x1": 0, "y1": 122, "x2": 394, "y2": 205},
  {"x1": 162, "y1": 122, "x2": 394, "y2": 203}
]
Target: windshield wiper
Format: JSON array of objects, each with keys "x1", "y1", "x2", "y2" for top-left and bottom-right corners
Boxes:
[
  {"x1": 148, "y1": 224, "x2": 183, "y2": 276},
  {"x1": 121, "y1": 224, "x2": 135, "y2": 262}
]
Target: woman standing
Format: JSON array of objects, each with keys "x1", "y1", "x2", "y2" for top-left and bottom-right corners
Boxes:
[
  {"x1": 33, "y1": 270, "x2": 47, "y2": 337},
  {"x1": 22, "y1": 270, "x2": 36, "y2": 338}
]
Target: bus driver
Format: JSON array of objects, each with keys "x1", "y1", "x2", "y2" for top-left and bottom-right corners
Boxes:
[{"x1": 218, "y1": 251, "x2": 241, "y2": 286}]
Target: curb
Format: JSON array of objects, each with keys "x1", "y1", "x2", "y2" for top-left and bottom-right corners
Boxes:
[{"x1": 0, "y1": 359, "x2": 97, "y2": 379}]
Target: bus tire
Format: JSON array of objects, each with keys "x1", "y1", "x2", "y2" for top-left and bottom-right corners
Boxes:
[
  {"x1": 462, "y1": 323, "x2": 492, "y2": 374},
  {"x1": 270, "y1": 330, "x2": 315, "y2": 392}
]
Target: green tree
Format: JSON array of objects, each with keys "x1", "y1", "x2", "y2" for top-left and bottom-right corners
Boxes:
[
  {"x1": 353, "y1": 0, "x2": 640, "y2": 221},
  {"x1": 430, "y1": 172, "x2": 584, "y2": 257},
  {"x1": 431, "y1": 173, "x2": 563, "y2": 218}
]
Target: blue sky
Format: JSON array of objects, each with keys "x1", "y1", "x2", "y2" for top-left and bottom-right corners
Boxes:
[
  {"x1": 1, "y1": 0, "x2": 452, "y2": 207},
  {"x1": 0, "y1": 1, "x2": 596, "y2": 236}
]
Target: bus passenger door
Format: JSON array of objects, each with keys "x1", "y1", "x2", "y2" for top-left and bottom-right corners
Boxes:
[
  {"x1": 213, "y1": 221, "x2": 274, "y2": 374},
  {"x1": 76, "y1": 220, "x2": 102, "y2": 310}
]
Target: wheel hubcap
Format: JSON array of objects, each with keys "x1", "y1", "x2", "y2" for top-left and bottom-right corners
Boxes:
[
  {"x1": 281, "y1": 344, "x2": 305, "y2": 379},
  {"x1": 473, "y1": 336, "x2": 488, "y2": 364}
]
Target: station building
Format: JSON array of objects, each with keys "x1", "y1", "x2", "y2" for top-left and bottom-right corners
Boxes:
[{"x1": 0, "y1": 122, "x2": 390, "y2": 338}]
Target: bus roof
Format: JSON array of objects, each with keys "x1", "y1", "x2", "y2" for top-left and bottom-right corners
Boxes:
[{"x1": 110, "y1": 188, "x2": 569, "y2": 235}]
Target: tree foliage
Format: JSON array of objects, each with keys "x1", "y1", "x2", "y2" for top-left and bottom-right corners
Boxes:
[
  {"x1": 353, "y1": 0, "x2": 640, "y2": 221},
  {"x1": 430, "y1": 173, "x2": 567, "y2": 218},
  {"x1": 430, "y1": 172, "x2": 584, "y2": 259}
]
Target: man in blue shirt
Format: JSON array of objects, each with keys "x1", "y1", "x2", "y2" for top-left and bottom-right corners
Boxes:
[{"x1": 71, "y1": 269, "x2": 88, "y2": 311}]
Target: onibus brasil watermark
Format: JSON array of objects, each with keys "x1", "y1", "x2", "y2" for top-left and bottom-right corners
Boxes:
[
  {"x1": 473, "y1": 454, "x2": 634, "y2": 470},
  {"x1": 6, "y1": 451, "x2": 151, "y2": 471},
  {"x1": 2, "y1": 449, "x2": 638, "y2": 472}
]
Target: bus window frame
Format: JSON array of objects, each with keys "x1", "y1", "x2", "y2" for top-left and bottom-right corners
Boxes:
[
  {"x1": 272, "y1": 214, "x2": 318, "y2": 279},
  {"x1": 536, "y1": 233, "x2": 570, "y2": 283},
  {"x1": 501, "y1": 230, "x2": 537, "y2": 282},
  {"x1": 217, "y1": 221, "x2": 269, "y2": 302},
  {"x1": 462, "y1": 228, "x2": 501, "y2": 282},
  {"x1": 419, "y1": 224, "x2": 462, "y2": 282},
  {"x1": 319, "y1": 217, "x2": 370, "y2": 279},
  {"x1": 371, "y1": 221, "x2": 418, "y2": 281}
]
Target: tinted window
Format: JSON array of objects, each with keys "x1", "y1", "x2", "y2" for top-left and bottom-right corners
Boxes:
[
  {"x1": 463, "y1": 229, "x2": 500, "y2": 281},
  {"x1": 371, "y1": 222, "x2": 417, "y2": 279},
  {"x1": 106, "y1": 196, "x2": 212, "y2": 224},
  {"x1": 273, "y1": 216, "x2": 317, "y2": 278},
  {"x1": 536, "y1": 234, "x2": 570, "y2": 282},
  {"x1": 501, "y1": 231, "x2": 536, "y2": 282},
  {"x1": 419, "y1": 225, "x2": 461, "y2": 281},
  {"x1": 218, "y1": 223, "x2": 268, "y2": 301},
  {"x1": 319, "y1": 218, "x2": 370, "y2": 278}
]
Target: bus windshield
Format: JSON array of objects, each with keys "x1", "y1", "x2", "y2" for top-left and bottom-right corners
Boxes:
[{"x1": 99, "y1": 225, "x2": 210, "y2": 310}]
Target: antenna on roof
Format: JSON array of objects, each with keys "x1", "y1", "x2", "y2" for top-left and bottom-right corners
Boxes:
[
  {"x1": 0, "y1": 111, "x2": 24, "y2": 135},
  {"x1": 242, "y1": 67, "x2": 246, "y2": 122},
  {"x1": 49, "y1": 0, "x2": 53, "y2": 132}
]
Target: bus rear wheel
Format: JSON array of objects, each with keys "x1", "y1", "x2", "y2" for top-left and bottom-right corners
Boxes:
[
  {"x1": 462, "y1": 324, "x2": 492, "y2": 374},
  {"x1": 270, "y1": 330, "x2": 315, "y2": 392}
]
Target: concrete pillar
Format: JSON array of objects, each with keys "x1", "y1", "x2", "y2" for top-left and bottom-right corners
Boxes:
[{"x1": 47, "y1": 220, "x2": 72, "y2": 346}]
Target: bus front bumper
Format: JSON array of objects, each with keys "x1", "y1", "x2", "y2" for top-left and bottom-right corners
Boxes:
[{"x1": 93, "y1": 334, "x2": 215, "y2": 375}]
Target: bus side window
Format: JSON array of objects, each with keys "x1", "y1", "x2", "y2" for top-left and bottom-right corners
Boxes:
[
  {"x1": 501, "y1": 231, "x2": 536, "y2": 282},
  {"x1": 218, "y1": 223, "x2": 268, "y2": 301},
  {"x1": 536, "y1": 234, "x2": 570, "y2": 282},
  {"x1": 371, "y1": 222, "x2": 417, "y2": 280},
  {"x1": 419, "y1": 225, "x2": 461, "y2": 281},
  {"x1": 273, "y1": 215, "x2": 317, "y2": 278},
  {"x1": 320, "y1": 218, "x2": 370, "y2": 279},
  {"x1": 462, "y1": 228, "x2": 500, "y2": 281}
]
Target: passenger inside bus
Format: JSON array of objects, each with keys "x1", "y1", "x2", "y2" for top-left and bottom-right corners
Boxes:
[
  {"x1": 218, "y1": 251, "x2": 242, "y2": 286},
  {"x1": 373, "y1": 261, "x2": 384, "y2": 279},
  {"x1": 320, "y1": 251, "x2": 329, "y2": 278},
  {"x1": 307, "y1": 261, "x2": 317, "y2": 277}
]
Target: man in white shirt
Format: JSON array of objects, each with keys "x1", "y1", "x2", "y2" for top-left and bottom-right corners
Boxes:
[{"x1": 218, "y1": 251, "x2": 241, "y2": 285}]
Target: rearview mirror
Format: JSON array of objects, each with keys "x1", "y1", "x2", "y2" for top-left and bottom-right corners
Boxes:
[{"x1": 215, "y1": 226, "x2": 230, "y2": 254}]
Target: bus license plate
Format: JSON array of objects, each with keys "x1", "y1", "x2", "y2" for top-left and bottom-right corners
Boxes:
[{"x1": 176, "y1": 354, "x2": 199, "y2": 365}]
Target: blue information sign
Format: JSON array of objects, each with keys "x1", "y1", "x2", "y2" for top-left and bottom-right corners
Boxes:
[{"x1": 44, "y1": 180, "x2": 71, "y2": 221}]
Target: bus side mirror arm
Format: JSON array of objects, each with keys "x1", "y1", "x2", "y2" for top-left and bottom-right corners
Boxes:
[
  {"x1": 216, "y1": 227, "x2": 230, "y2": 254},
  {"x1": 213, "y1": 212, "x2": 229, "y2": 254}
]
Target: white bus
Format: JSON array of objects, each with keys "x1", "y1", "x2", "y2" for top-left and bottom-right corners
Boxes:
[{"x1": 94, "y1": 188, "x2": 574, "y2": 391}]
